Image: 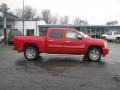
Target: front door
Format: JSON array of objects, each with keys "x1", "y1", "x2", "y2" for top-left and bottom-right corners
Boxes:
[{"x1": 64, "y1": 30, "x2": 85, "y2": 54}]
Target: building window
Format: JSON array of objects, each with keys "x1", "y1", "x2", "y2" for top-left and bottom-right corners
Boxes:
[{"x1": 26, "y1": 29, "x2": 34, "y2": 36}]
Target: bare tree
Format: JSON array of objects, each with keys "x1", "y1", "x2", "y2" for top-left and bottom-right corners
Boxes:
[
  {"x1": 50, "y1": 14, "x2": 58, "y2": 24},
  {"x1": 73, "y1": 17, "x2": 81, "y2": 25},
  {"x1": 15, "y1": 8, "x2": 23, "y2": 19},
  {"x1": 73, "y1": 17, "x2": 88, "y2": 25},
  {"x1": 41, "y1": 9, "x2": 52, "y2": 24},
  {"x1": 59, "y1": 16, "x2": 69, "y2": 25},
  {"x1": 15, "y1": 5, "x2": 37, "y2": 20},
  {"x1": 24, "y1": 6, "x2": 36, "y2": 20},
  {"x1": 34, "y1": 15, "x2": 43, "y2": 20},
  {"x1": 106, "y1": 21, "x2": 118, "y2": 25},
  {"x1": 0, "y1": 3, "x2": 9, "y2": 12}
]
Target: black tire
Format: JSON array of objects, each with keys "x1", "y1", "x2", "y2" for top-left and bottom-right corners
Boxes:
[
  {"x1": 87, "y1": 47, "x2": 101, "y2": 61},
  {"x1": 116, "y1": 38, "x2": 120, "y2": 43},
  {"x1": 24, "y1": 46, "x2": 39, "y2": 60},
  {"x1": 83, "y1": 55, "x2": 89, "y2": 61},
  {"x1": 8, "y1": 41, "x2": 13, "y2": 45}
]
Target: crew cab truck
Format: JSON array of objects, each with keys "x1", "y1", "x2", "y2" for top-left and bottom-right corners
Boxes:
[
  {"x1": 102, "y1": 31, "x2": 120, "y2": 43},
  {"x1": 14, "y1": 28, "x2": 109, "y2": 61}
]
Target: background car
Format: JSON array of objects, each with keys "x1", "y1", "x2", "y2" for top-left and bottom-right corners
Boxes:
[
  {"x1": 102, "y1": 31, "x2": 120, "y2": 42},
  {"x1": 8, "y1": 29, "x2": 22, "y2": 44},
  {"x1": 0, "y1": 34, "x2": 4, "y2": 43}
]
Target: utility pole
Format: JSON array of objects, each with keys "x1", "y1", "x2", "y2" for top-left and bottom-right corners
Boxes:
[
  {"x1": 3, "y1": 14, "x2": 7, "y2": 45},
  {"x1": 22, "y1": 0, "x2": 24, "y2": 35}
]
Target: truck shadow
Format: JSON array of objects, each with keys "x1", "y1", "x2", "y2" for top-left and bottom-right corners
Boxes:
[{"x1": 15, "y1": 55, "x2": 107, "y2": 75}]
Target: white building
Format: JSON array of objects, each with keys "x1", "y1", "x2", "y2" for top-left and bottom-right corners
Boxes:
[{"x1": 15, "y1": 20, "x2": 46, "y2": 36}]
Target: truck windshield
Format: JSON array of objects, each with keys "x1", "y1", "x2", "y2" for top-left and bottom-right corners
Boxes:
[
  {"x1": 107, "y1": 32, "x2": 112, "y2": 35},
  {"x1": 79, "y1": 32, "x2": 90, "y2": 38}
]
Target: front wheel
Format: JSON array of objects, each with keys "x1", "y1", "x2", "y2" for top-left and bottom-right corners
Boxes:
[
  {"x1": 87, "y1": 47, "x2": 101, "y2": 61},
  {"x1": 24, "y1": 46, "x2": 39, "y2": 60}
]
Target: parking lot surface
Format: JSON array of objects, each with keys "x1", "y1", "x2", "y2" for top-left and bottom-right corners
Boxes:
[{"x1": 0, "y1": 42, "x2": 120, "y2": 90}]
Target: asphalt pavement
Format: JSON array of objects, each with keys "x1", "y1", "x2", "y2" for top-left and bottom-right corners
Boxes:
[{"x1": 0, "y1": 42, "x2": 120, "y2": 90}]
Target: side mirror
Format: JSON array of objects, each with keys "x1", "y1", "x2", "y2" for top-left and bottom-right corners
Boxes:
[{"x1": 77, "y1": 35, "x2": 83, "y2": 39}]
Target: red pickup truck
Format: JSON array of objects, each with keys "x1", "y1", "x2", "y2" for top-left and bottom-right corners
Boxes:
[{"x1": 14, "y1": 28, "x2": 109, "y2": 61}]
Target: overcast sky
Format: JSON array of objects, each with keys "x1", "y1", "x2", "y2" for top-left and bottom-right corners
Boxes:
[{"x1": 1, "y1": 0, "x2": 120, "y2": 25}]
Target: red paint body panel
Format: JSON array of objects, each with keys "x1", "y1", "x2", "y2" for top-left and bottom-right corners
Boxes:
[
  {"x1": 102, "y1": 48, "x2": 109, "y2": 56},
  {"x1": 14, "y1": 28, "x2": 109, "y2": 57}
]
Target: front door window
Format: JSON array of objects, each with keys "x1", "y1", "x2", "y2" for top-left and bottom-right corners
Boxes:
[{"x1": 66, "y1": 31, "x2": 80, "y2": 39}]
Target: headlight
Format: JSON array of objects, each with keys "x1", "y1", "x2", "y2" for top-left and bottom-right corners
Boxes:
[{"x1": 104, "y1": 41, "x2": 108, "y2": 48}]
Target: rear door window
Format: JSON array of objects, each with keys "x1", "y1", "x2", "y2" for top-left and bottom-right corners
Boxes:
[{"x1": 50, "y1": 30, "x2": 63, "y2": 38}]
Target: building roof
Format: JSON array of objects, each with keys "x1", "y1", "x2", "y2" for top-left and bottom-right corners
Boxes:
[
  {"x1": 38, "y1": 24, "x2": 120, "y2": 28},
  {"x1": 0, "y1": 9, "x2": 17, "y2": 20}
]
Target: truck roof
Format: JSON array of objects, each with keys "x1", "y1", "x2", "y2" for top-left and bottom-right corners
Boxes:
[{"x1": 48, "y1": 28, "x2": 72, "y2": 30}]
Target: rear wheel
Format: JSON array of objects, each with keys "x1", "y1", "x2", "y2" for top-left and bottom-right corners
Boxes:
[
  {"x1": 87, "y1": 47, "x2": 101, "y2": 61},
  {"x1": 116, "y1": 38, "x2": 120, "y2": 43},
  {"x1": 24, "y1": 46, "x2": 39, "y2": 60}
]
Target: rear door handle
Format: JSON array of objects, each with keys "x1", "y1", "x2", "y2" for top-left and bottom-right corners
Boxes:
[{"x1": 65, "y1": 41, "x2": 71, "y2": 42}]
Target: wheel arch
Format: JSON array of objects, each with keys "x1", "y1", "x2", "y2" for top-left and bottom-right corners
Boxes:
[
  {"x1": 116, "y1": 37, "x2": 120, "y2": 39},
  {"x1": 116, "y1": 37, "x2": 120, "y2": 43},
  {"x1": 87, "y1": 45, "x2": 102, "y2": 54},
  {"x1": 24, "y1": 43, "x2": 40, "y2": 53},
  {"x1": 102, "y1": 36, "x2": 106, "y2": 40}
]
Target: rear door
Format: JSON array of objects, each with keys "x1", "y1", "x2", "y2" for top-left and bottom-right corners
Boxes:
[{"x1": 46, "y1": 29, "x2": 64, "y2": 53}]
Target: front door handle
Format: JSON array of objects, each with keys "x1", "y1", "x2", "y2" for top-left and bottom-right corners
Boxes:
[{"x1": 49, "y1": 40, "x2": 54, "y2": 42}]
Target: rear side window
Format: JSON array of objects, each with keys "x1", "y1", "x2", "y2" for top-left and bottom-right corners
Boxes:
[
  {"x1": 114, "y1": 31, "x2": 120, "y2": 35},
  {"x1": 50, "y1": 30, "x2": 63, "y2": 38}
]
